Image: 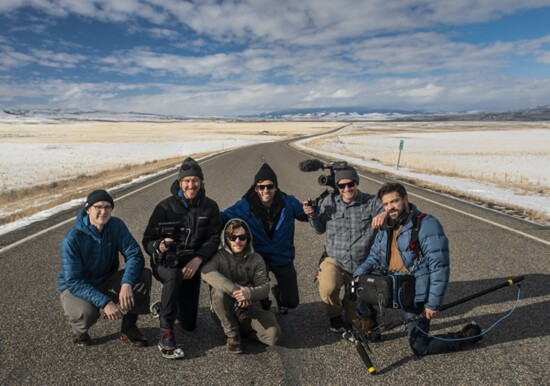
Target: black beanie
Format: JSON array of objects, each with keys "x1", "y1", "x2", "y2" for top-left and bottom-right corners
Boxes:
[
  {"x1": 335, "y1": 166, "x2": 359, "y2": 185},
  {"x1": 178, "y1": 157, "x2": 204, "y2": 180},
  {"x1": 85, "y1": 189, "x2": 114, "y2": 209},
  {"x1": 254, "y1": 163, "x2": 278, "y2": 186}
]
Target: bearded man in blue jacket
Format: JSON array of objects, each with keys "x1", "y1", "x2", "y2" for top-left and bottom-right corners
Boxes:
[
  {"x1": 353, "y1": 183, "x2": 482, "y2": 355},
  {"x1": 221, "y1": 163, "x2": 308, "y2": 314},
  {"x1": 59, "y1": 189, "x2": 151, "y2": 347}
]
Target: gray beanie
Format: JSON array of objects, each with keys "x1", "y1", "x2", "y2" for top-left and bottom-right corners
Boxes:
[
  {"x1": 85, "y1": 189, "x2": 114, "y2": 209},
  {"x1": 178, "y1": 157, "x2": 204, "y2": 180},
  {"x1": 335, "y1": 166, "x2": 359, "y2": 185}
]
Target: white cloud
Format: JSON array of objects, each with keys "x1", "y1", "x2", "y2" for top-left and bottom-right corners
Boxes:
[
  {"x1": 98, "y1": 49, "x2": 242, "y2": 78},
  {"x1": 2, "y1": 1, "x2": 548, "y2": 45},
  {"x1": 0, "y1": 1, "x2": 549, "y2": 115}
]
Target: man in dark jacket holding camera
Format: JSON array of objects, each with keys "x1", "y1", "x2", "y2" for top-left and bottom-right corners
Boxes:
[{"x1": 143, "y1": 157, "x2": 221, "y2": 359}]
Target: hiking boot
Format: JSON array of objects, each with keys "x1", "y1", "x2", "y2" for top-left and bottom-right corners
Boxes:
[
  {"x1": 354, "y1": 315, "x2": 381, "y2": 342},
  {"x1": 271, "y1": 285, "x2": 288, "y2": 314},
  {"x1": 120, "y1": 314, "x2": 148, "y2": 347},
  {"x1": 72, "y1": 332, "x2": 91, "y2": 346},
  {"x1": 448, "y1": 322, "x2": 482, "y2": 349},
  {"x1": 226, "y1": 335, "x2": 244, "y2": 354},
  {"x1": 158, "y1": 326, "x2": 185, "y2": 359},
  {"x1": 120, "y1": 325, "x2": 148, "y2": 347},
  {"x1": 329, "y1": 316, "x2": 347, "y2": 333}
]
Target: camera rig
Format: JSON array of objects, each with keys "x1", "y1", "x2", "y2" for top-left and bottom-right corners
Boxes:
[
  {"x1": 343, "y1": 275, "x2": 524, "y2": 375},
  {"x1": 154, "y1": 221, "x2": 195, "y2": 268},
  {"x1": 298, "y1": 158, "x2": 348, "y2": 206}
]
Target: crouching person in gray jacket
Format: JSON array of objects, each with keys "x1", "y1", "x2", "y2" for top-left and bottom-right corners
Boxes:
[{"x1": 201, "y1": 218, "x2": 281, "y2": 354}]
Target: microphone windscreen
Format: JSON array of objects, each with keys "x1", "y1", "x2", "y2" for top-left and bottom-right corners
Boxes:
[{"x1": 299, "y1": 159, "x2": 324, "y2": 172}]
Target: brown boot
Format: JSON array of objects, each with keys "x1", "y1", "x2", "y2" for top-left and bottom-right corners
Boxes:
[
  {"x1": 226, "y1": 335, "x2": 244, "y2": 354},
  {"x1": 120, "y1": 314, "x2": 148, "y2": 347}
]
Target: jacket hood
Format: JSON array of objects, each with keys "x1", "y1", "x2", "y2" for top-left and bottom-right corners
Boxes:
[
  {"x1": 75, "y1": 207, "x2": 103, "y2": 241},
  {"x1": 220, "y1": 218, "x2": 254, "y2": 258}
]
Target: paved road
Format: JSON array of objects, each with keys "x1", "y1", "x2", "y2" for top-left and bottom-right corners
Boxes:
[{"x1": 1, "y1": 139, "x2": 549, "y2": 385}]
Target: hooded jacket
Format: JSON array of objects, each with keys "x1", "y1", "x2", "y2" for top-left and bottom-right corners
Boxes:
[
  {"x1": 353, "y1": 204, "x2": 450, "y2": 310},
  {"x1": 58, "y1": 208, "x2": 144, "y2": 308},
  {"x1": 201, "y1": 220, "x2": 270, "y2": 302},
  {"x1": 221, "y1": 185, "x2": 307, "y2": 267},
  {"x1": 142, "y1": 179, "x2": 221, "y2": 265}
]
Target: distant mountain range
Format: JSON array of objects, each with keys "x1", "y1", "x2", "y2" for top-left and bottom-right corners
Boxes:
[
  {"x1": 256, "y1": 105, "x2": 550, "y2": 121},
  {"x1": 0, "y1": 108, "x2": 188, "y2": 122},
  {"x1": 2, "y1": 105, "x2": 550, "y2": 122}
]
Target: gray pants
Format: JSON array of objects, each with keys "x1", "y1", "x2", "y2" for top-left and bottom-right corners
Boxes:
[
  {"x1": 210, "y1": 287, "x2": 281, "y2": 346},
  {"x1": 60, "y1": 269, "x2": 152, "y2": 335}
]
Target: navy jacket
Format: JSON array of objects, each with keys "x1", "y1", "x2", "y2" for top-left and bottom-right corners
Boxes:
[{"x1": 221, "y1": 190, "x2": 306, "y2": 267}]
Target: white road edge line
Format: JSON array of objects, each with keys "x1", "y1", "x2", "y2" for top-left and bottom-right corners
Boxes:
[{"x1": 359, "y1": 173, "x2": 550, "y2": 247}]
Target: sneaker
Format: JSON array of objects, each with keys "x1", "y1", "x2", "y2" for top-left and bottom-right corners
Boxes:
[
  {"x1": 226, "y1": 336, "x2": 244, "y2": 354},
  {"x1": 271, "y1": 285, "x2": 289, "y2": 314},
  {"x1": 329, "y1": 316, "x2": 347, "y2": 333},
  {"x1": 158, "y1": 326, "x2": 185, "y2": 359},
  {"x1": 72, "y1": 332, "x2": 91, "y2": 346},
  {"x1": 448, "y1": 322, "x2": 483, "y2": 349},
  {"x1": 120, "y1": 324, "x2": 148, "y2": 348},
  {"x1": 353, "y1": 315, "x2": 381, "y2": 342}
]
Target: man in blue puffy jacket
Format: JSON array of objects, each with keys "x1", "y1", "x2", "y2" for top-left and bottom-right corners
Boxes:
[
  {"x1": 59, "y1": 189, "x2": 152, "y2": 347},
  {"x1": 221, "y1": 163, "x2": 308, "y2": 314},
  {"x1": 353, "y1": 182, "x2": 482, "y2": 355}
]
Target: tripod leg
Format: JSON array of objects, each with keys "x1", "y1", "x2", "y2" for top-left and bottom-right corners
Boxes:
[{"x1": 356, "y1": 342, "x2": 376, "y2": 374}]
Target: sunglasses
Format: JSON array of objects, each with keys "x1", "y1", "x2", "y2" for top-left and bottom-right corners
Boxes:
[
  {"x1": 337, "y1": 181, "x2": 356, "y2": 190},
  {"x1": 256, "y1": 184, "x2": 275, "y2": 191},
  {"x1": 228, "y1": 234, "x2": 249, "y2": 242}
]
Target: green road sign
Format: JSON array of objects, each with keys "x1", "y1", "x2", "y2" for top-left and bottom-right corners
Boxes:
[{"x1": 399, "y1": 140, "x2": 404, "y2": 150}]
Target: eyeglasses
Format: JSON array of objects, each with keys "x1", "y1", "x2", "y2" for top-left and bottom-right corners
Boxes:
[
  {"x1": 337, "y1": 181, "x2": 356, "y2": 190},
  {"x1": 228, "y1": 234, "x2": 249, "y2": 242},
  {"x1": 92, "y1": 204, "x2": 113, "y2": 211},
  {"x1": 256, "y1": 184, "x2": 275, "y2": 191}
]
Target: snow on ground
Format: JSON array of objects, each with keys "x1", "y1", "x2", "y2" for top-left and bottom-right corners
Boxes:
[
  {"x1": 1, "y1": 120, "x2": 548, "y2": 236},
  {"x1": 0, "y1": 139, "x2": 264, "y2": 191},
  {"x1": 293, "y1": 122, "x2": 550, "y2": 222}
]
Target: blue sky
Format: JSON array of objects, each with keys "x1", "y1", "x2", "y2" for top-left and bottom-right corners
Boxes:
[{"x1": 1, "y1": 1, "x2": 549, "y2": 116}]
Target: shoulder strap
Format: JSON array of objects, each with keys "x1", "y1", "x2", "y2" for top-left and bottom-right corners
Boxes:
[{"x1": 409, "y1": 213, "x2": 427, "y2": 263}]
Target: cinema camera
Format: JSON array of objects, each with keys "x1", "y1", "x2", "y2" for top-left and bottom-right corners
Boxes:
[
  {"x1": 298, "y1": 158, "x2": 348, "y2": 206},
  {"x1": 154, "y1": 221, "x2": 195, "y2": 268}
]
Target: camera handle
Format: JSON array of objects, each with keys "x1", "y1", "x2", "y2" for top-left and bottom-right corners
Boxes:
[{"x1": 313, "y1": 189, "x2": 331, "y2": 207}]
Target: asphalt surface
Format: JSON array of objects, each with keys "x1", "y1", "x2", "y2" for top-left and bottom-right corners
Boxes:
[{"x1": 1, "y1": 139, "x2": 549, "y2": 386}]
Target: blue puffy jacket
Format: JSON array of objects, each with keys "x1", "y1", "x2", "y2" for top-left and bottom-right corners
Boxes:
[
  {"x1": 221, "y1": 190, "x2": 307, "y2": 267},
  {"x1": 353, "y1": 205, "x2": 450, "y2": 310},
  {"x1": 58, "y1": 208, "x2": 144, "y2": 308}
]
